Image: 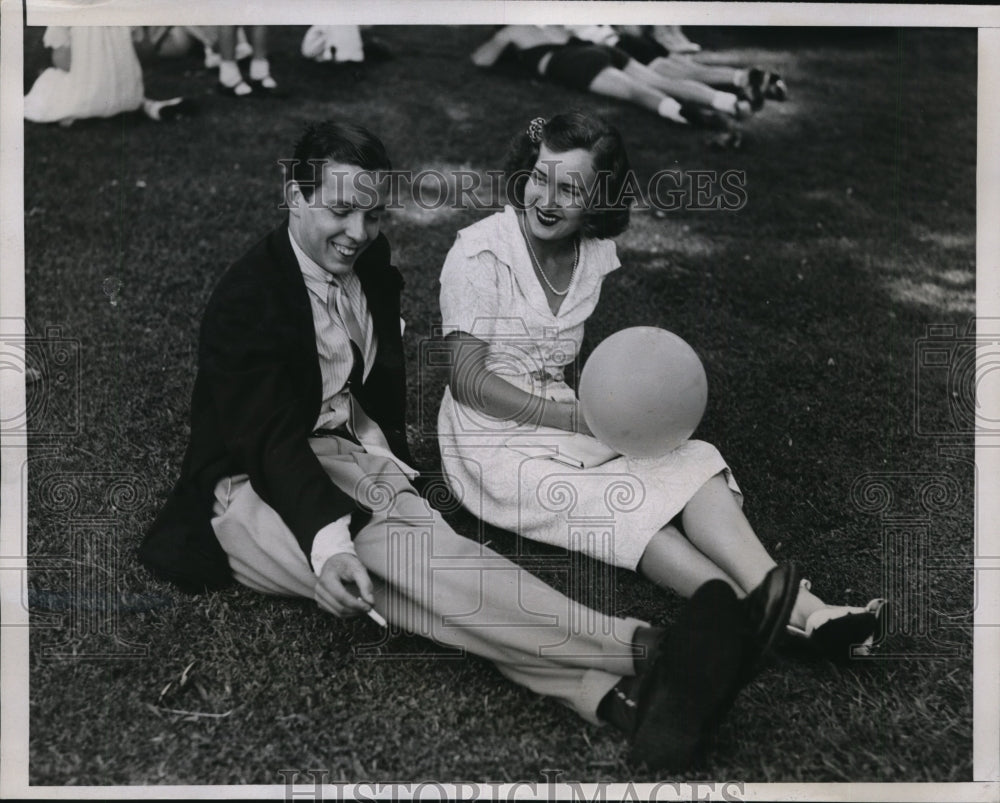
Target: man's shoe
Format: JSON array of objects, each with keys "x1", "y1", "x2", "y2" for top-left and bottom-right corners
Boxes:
[
  {"x1": 631, "y1": 580, "x2": 748, "y2": 770},
  {"x1": 741, "y1": 563, "x2": 800, "y2": 681}
]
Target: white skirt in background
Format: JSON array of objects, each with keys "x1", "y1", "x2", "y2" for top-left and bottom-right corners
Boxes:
[{"x1": 24, "y1": 27, "x2": 144, "y2": 124}]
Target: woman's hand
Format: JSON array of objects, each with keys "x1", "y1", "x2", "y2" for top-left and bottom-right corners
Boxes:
[{"x1": 569, "y1": 401, "x2": 594, "y2": 437}]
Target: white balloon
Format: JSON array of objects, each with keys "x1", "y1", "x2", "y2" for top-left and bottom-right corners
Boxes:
[{"x1": 579, "y1": 327, "x2": 707, "y2": 458}]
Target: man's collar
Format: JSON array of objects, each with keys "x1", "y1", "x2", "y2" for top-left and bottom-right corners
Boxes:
[{"x1": 288, "y1": 228, "x2": 344, "y2": 287}]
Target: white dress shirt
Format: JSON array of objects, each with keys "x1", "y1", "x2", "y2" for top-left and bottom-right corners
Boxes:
[{"x1": 287, "y1": 230, "x2": 376, "y2": 572}]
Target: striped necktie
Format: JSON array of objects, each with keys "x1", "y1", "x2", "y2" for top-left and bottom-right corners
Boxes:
[{"x1": 328, "y1": 282, "x2": 393, "y2": 453}]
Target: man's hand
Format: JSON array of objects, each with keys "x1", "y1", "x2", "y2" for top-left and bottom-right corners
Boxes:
[{"x1": 314, "y1": 552, "x2": 375, "y2": 618}]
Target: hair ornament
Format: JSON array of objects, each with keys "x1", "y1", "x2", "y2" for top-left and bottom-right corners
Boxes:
[{"x1": 527, "y1": 117, "x2": 546, "y2": 144}]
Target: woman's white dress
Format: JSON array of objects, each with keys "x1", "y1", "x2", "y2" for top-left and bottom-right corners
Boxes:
[
  {"x1": 24, "y1": 27, "x2": 144, "y2": 124},
  {"x1": 437, "y1": 206, "x2": 742, "y2": 570}
]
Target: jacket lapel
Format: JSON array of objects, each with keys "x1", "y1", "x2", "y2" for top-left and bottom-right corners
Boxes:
[{"x1": 269, "y1": 224, "x2": 324, "y2": 418}]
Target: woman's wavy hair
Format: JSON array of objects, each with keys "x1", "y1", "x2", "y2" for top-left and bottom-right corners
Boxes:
[{"x1": 504, "y1": 111, "x2": 632, "y2": 239}]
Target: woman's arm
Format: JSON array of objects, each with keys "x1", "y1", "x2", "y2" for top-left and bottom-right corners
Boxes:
[{"x1": 445, "y1": 331, "x2": 590, "y2": 434}]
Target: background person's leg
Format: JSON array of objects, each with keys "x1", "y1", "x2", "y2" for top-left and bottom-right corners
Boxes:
[
  {"x1": 624, "y1": 59, "x2": 745, "y2": 115},
  {"x1": 247, "y1": 26, "x2": 279, "y2": 89},
  {"x1": 587, "y1": 68, "x2": 687, "y2": 123},
  {"x1": 216, "y1": 26, "x2": 252, "y2": 95},
  {"x1": 649, "y1": 55, "x2": 746, "y2": 89}
]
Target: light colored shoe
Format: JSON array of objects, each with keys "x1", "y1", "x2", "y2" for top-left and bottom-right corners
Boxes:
[
  {"x1": 787, "y1": 579, "x2": 887, "y2": 659},
  {"x1": 216, "y1": 80, "x2": 253, "y2": 98}
]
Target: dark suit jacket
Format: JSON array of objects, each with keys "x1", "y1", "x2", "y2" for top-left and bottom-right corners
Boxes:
[{"x1": 139, "y1": 223, "x2": 414, "y2": 593}]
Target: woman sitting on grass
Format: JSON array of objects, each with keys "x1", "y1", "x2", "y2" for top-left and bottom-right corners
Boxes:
[
  {"x1": 436, "y1": 111, "x2": 886, "y2": 661},
  {"x1": 24, "y1": 27, "x2": 194, "y2": 126},
  {"x1": 470, "y1": 25, "x2": 752, "y2": 126}
]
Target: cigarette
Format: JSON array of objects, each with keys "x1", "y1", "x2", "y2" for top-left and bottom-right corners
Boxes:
[{"x1": 362, "y1": 603, "x2": 387, "y2": 628}]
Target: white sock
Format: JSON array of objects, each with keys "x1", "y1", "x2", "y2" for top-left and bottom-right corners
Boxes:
[
  {"x1": 657, "y1": 97, "x2": 687, "y2": 124},
  {"x1": 249, "y1": 57, "x2": 270, "y2": 81},
  {"x1": 711, "y1": 91, "x2": 739, "y2": 115},
  {"x1": 219, "y1": 60, "x2": 242, "y2": 87}
]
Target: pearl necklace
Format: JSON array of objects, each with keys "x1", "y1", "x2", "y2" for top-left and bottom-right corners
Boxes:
[{"x1": 519, "y1": 212, "x2": 579, "y2": 297}]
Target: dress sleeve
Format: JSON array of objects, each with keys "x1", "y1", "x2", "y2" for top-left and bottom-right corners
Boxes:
[
  {"x1": 42, "y1": 27, "x2": 71, "y2": 50},
  {"x1": 598, "y1": 238, "x2": 623, "y2": 276},
  {"x1": 439, "y1": 236, "x2": 503, "y2": 337}
]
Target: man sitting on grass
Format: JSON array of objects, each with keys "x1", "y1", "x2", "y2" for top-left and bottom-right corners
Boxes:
[{"x1": 139, "y1": 119, "x2": 797, "y2": 770}]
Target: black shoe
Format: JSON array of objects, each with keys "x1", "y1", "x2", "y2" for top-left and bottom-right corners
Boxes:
[
  {"x1": 156, "y1": 98, "x2": 198, "y2": 121},
  {"x1": 786, "y1": 581, "x2": 888, "y2": 661},
  {"x1": 746, "y1": 67, "x2": 769, "y2": 111},
  {"x1": 680, "y1": 102, "x2": 732, "y2": 131},
  {"x1": 765, "y1": 73, "x2": 788, "y2": 101},
  {"x1": 741, "y1": 563, "x2": 800, "y2": 681},
  {"x1": 631, "y1": 580, "x2": 747, "y2": 771}
]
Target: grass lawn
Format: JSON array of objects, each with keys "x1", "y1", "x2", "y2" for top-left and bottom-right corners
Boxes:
[{"x1": 20, "y1": 24, "x2": 976, "y2": 785}]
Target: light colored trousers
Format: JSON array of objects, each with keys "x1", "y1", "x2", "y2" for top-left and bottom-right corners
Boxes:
[{"x1": 212, "y1": 435, "x2": 645, "y2": 723}]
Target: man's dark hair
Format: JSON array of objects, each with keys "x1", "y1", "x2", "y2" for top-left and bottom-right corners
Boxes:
[{"x1": 289, "y1": 120, "x2": 392, "y2": 199}]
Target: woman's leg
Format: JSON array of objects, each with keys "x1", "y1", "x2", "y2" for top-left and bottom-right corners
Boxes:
[
  {"x1": 217, "y1": 26, "x2": 237, "y2": 61},
  {"x1": 248, "y1": 25, "x2": 268, "y2": 59},
  {"x1": 623, "y1": 59, "x2": 745, "y2": 115},
  {"x1": 587, "y1": 67, "x2": 687, "y2": 123},
  {"x1": 247, "y1": 26, "x2": 278, "y2": 87},
  {"x1": 679, "y1": 473, "x2": 826, "y2": 627},
  {"x1": 216, "y1": 26, "x2": 251, "y2": 94},
  {"x1": 637, "y1": 524, "x2": 742, "y2": 597},
  {"x1": 649, "y1": 55, "x2": 746, "y2": 89}
]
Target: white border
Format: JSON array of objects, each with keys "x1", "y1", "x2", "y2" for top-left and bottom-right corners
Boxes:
[
  {"x1": 2, "y1": 2, "x2": 998, "y2": 800},
  {"x1": 15, "y1": 1, "x2": 1000, "y2": 28},
  {"x1": 974, "y1": 25, "x2": 1000, "y2": 788}
]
